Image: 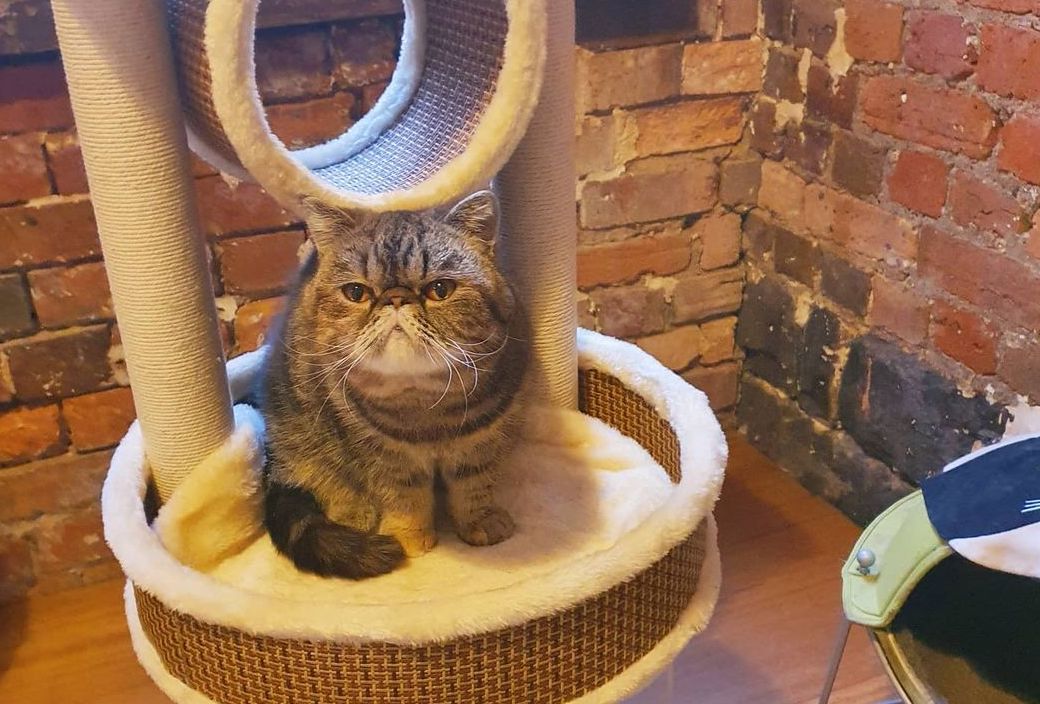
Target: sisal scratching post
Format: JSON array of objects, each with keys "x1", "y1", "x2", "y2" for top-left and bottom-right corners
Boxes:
[
  {"x1": 52, "y1": 0, "x2": 233, "y2": 501},
  {"x1": 496, "y1": 0, "x2": 578, "y2": 409}
]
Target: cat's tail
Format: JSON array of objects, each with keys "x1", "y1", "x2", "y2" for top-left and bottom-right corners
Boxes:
[{"x1": 264, "y1": 482, "x2": 405, "y2": 579}]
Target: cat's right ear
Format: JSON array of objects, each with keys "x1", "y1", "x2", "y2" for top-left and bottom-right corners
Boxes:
[{"x1": 301, "y1": 197, "x2": 361, "y2": 253}]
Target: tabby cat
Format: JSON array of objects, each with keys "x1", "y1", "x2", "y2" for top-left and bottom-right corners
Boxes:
[{"x1": 259, "y1": 191, "x2": 529, "y2": 579}]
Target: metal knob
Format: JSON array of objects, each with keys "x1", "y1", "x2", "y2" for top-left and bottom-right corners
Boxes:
[{"x1": 855, "y1": 548, "x2": 876, "y2": 575}]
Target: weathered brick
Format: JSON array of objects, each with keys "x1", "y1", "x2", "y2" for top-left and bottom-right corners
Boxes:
[
  {"x1": 575, "y1": 294, "x2": 596, "y2": 330},
  {"x1": 965, "y1": 0, "x2": 1040, "y2": 12},
  {"x1": 0, "y1": 133, "x2": 49, "y2": 204},
  {"x1": 719, "y1": 155, "x2": 762, "y2": 208},
  {"x1": 0, "y1": 60, "x2": 74, "y2": 133},
  {"x1": 577, "y1": 233, "x2": 691, "y2": 289},
  {"x1": 217, "y1": 230, "x2": 306, "y2": 296},
  {"x1": 0, "y1": 404, "x2": 64, "y2": 465},
  {"x1": 576, "y1": 44, "x2": 682, "y2": 112},
  {"x1": 0, "y1": 273, "x2": 34, "y2": 339},
  {"x1": 266, "y1": 93, "x2": 355, "y2": 149},
  {"x1": 695, "y1": 212, "x2": 742, "y2": 270},
  {"x1": 672, "y1": 268, "x2": 744, "y2": 323},
  {"x1": 774, "y1": 226, "x2": 819, "y2": 286},
  {"x1": 806, "y1": 64, "x2": 857, "y2": 130},
  {"x1": 255, "y1": 27, "x2": 331, "y2": 101},
  {"x1": 820, "y1": 253, "x2": 871, "y2": 316},
  {"x1": 721, "y1": 0, "x2": 758, "y2": 37},
  {"x1": 763, "y1": 49, "x2": 804, "y2": 103},
  {"x1": 576, "y1": 114, "x2": 625, "y2": 177},
  {"x1": 824, "y1": 433, "x2": 915, "y2": 525},
  {"x1": 839, "y1": 335, "x2": 1004, "y2": 482},
  {"x1": 701, "y1": 317, "x2": 737, "y2": 364},
  {"x1": 63, "y1": 387, "x2": 135, "y2": 451},
  {"x1": 683, "y1": 362, "x2": 740, "y2": 410},
  {"x1": 920, "y1": 226, "x2": 1040, "y2": 329},
  {"x1": 932, "y1": 301, "x2": 997, "y2": 374},
  {"x1": 360, "y1": 81, "x2": 389, "y2": 114},
  {"x1": 743, "y1": 211, "x2": 777, "y2": 263},
  {"x1": 28, "y1": 261, "x2": 113, "y2": 328},
  {"x1": 35, "y1": 506, "x2": 109, "y2": 569},
  {"x1": 999, "y1": 338, "x2": 1040, "y2": 400},
  {"x1": 331, "y1": 19, "x2": 397, "y2": 88},
  {"x1": 860, "y1": 76, "x2": 998, "y2": 158},
  {"x1": 579, "y1": 156, "x2": 716, "y2": 229},
  {"x1": 905, "y1": 12, "x2": 975, "y2": 80},
  {"x1": 43, "y1": 132, "x2": 88, "y2": 195},
  {"x1": 844, "y1": 0, "x2": 904, "y2": 63},
  {"x1": 590, "y1": 285, "x2": 667, "y2": 338},
  {"x1": 195, "y1": 176, "x2": 297, "y2": 237},
  {"x1": 787, "y1": 121, "x2": 831, "y2": 177},
  {"x1": 234, "y1": 297, "x2": 285, "y2": 353},
  {"x1": 977, "y1": 25, "x2": 1040, "y2": 101},
  {"x1": 805, "y1": 185, "x2": 917, "y2": 263},
  {"x1": 0, "y1": 200, "x2": 100, "y2": 269},
  {"x1": 0, "y1": 450, "x2": 111, "y2": 522},
  {"x1": 738, "y1": 276, "x2": 799, "y2": 393},
  {"x1": 763, "y1": 0, "x2": 794, "y2": 41},
  {"x1": 792, "y1": 0, "x2": 838, "y2": 57},
  {"x1": 799, "y1": 306, "x2": 840, "y2": 418},
  {"x1": 870, "y1": 277, "x2": 930, "y2": 345},
  {"x1": 749, "y1": 99, "x2": 785, "y2": 159},
  {"x1": 6, "y1": 326, "x2": 111, "y2": 401},
  {"x1": 633, "y1": 98, "x2": 745, "y2": 157},
  {"x1": 949, "y1": 171, "x2": 1025, "y2": 237},
  {"x1": 888, "y1": 150, "x2": 949, "y2": 218},
  {"x1": 758, "y1": 161, "x2": 807, "y2": 230},
  {"x1": 0, "y1": 532, "x2": 34, "y2": 602},
  {"x1": 32, "y1": 553, "x2": 122, "y2": 596},
  {"x1": 681, "y1": 40, "x2": 763, "y2": 95},
  {"x1": 636, "y1": 325, "x2": 703, "y2": 371},
  {"x1": 998, "y1": 115, "x2": 1040, "y2": 186},
  {"x1": 831, "y1": 130, "x2": 884, "y2": 197}
]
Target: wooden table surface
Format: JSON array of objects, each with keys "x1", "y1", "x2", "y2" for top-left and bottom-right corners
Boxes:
[{"x1": 0, "y1": 436, "x2": 897, "y2": 703}]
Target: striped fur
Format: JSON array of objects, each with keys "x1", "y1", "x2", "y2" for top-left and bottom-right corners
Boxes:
[{"x1": 259, "y1": 192, "x2": 529, "y2": 579}]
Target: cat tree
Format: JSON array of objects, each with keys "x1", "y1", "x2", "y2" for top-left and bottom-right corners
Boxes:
[{"x1": 51, "y1": 1, "x2": 727, "y2": 702}]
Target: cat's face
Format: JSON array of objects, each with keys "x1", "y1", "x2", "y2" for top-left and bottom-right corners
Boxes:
[{"x1": 304, "y1": 192, "x2": 516, "y2": 380}]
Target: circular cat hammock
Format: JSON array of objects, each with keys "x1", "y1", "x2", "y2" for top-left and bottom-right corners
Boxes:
[{"x1": 50, "y1": 0, "x2": 727, "y2": 702}]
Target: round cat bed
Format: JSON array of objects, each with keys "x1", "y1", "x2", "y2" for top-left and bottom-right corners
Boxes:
[
  {"x1": 102, "y1": 330, "x2": 726, "y2": 704},
  {"x1": 167, "y1": 0, "x2": 547, "y2": 210}
]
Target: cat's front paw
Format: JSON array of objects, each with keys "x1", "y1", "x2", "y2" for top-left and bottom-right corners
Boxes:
[
  {"x1": 456, "y1": 506, "x2": 515, "y2": 547},
  {"x1": 395, "y1": 528, "x2": 438, "y2": 558}
]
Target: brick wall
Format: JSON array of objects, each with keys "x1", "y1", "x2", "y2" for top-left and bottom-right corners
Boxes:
[
  {"x1": 0, "y1": 3, "x2": 758, "y2": 601},
  {"x1": 736, "y1": 0, "x2": 1040, "y2": 522}
]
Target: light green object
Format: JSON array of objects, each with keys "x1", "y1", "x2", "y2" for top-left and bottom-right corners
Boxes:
[{"x1": 842, "y1": 490, "x2": 952, "y2": 629}]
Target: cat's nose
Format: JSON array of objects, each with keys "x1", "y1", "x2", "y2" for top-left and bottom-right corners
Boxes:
[
  {"x1": 380, "y1": 286, "x2": 415, "y2": 309},
  {"x1": 390, "y1": 296, "x2": 404, "y2": 309}
]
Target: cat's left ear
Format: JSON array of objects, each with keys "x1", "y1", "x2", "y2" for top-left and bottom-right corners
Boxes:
[
  {"x1": 301, "y1": 196, "x2": 362, "y2": 253},
  {"x1": 444, "y1": 190, "x2": 499, "y2": 244}
]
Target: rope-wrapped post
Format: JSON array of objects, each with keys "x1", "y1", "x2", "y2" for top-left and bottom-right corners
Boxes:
[
  {"x1": 51, "y1": 0, "x2": 234, "y2": 501},
  {"x1": 496, "y1": 0, "x2": 577, "y2": 409}
]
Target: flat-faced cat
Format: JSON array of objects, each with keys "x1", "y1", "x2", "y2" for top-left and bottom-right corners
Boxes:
[{"x1": 259, "y1": 192, "x2": 529, "y2": 579}]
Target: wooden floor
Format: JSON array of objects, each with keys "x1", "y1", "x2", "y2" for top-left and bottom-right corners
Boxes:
[{"x1": 0, "y1": 436, "x2": 897, "y2": 704}]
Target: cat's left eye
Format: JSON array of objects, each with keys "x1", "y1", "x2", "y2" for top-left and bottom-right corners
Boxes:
[
  {"x1": 342, "y1": 283, "x2": 372, "y2": 303},
  {"x1": 423, "y1": 279, "x2": 457, "y2": 301}
]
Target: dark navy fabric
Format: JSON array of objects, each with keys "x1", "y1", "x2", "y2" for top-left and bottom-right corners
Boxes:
[{"x1": 922, "y1": 436, "x2": 1040, "y2": 541}]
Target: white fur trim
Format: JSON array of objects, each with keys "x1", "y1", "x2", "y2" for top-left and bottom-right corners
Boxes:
[
  {"x1": 125, "y1": 517, "x2": 721, "y2": 704},
  {"x1": 198, "y1": 0, "x2": 546, "y2": 212},
  {"x1": 103, "y1": 330, "x2": 726, "y2": 644}
]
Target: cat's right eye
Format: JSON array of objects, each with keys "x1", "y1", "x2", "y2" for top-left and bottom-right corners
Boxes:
[{"x1": 342, "y1": 283, "x2": 372, "y2": 303}]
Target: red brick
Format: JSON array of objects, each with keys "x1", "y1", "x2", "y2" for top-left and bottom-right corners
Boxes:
[
  {"x1": 672, "y1": 268, "x2": 744, "y2": 323},
  {"x1": 722, "y1": 0, "x2": 758, "y2": 37},
  {"x1": 633, "y1": 98, "x2": 745, "y2": 157},
  {"x1": 195, "y1": 176, "x2": 297, "y2": 237},
  {"x1": 218, "y1": 230, "x2": 306, "y2": 295},
  {"x1": 31, "y1": 554, "x2": 122, "y2": 596},
  {"x1": 998, "y1": 114, "x2": 1040, "y2": 185},
  {"x1": 28, "y1": 261, "x2": 113, "y2": 328},
  {"x1": 965, "y1": 0, "x2": 1040, "y2": 12},
  {"x1": 792, "y1": 0, "x2": 839, "y2": 57},
  {"x1": 0, "y1": 60, "x2": 74, "y2": 133},
  {"x1": 831, "y1": 131, "x2": 884, "y2": 197},
  {"x1": 575, "y1": 295, "x2": 596, "y2": 330},
  {"x1": 806, "y1": 64, "x2": 857, "y2": 130},
  {"x1": 999, "y1": 340, "x2": 1040, "y2": 401},
  {"x1": 360, "y1": 81, "x2": 389, "y2": 114},
  {"x1": 6, "y1": 326, "x2": 111, "y2": 401},
  {"x1": 576, "y1": 114, "x2": 623, "y2": 177},
  {"x1": 700, "y1": 317, "x2": 738, "y2": 364},
  {"x1": 577, "y1": 233, "x2": 691, "y2": 289},
  {"x1": 860, "y1": 76, "x2": 998, "y2": 158},
  {"x1": 589, "y1": 285, "x2": 667, "y2": 338},
  {"x1": 763, "y1": 48, "x2": 804, "y2": 102},
  {"x1": 788, "y1": 122, "x2": 832, "y2": 177},
  {"x1": 331, "y1": 19, "x2": 397, "y2": 88},
  {"x1": 719, "y1": 156, "x2": 762, "y2": 208},
  {"x1": 255, "y1": 27, "x2": 331, "y2": 101},
  {"x1": 949, "y1": 171, "x2": 1025, "y2": 237},
  {"x1": 579, "y1": 156, "x2": 716, "y2": 229},
  {"x1": 805, "y1": 185, "x2": 917, "y2": 263},
  {"x1": 888, "y1": 151, "x2": 949, "y2": 217},
  {"x1": 636, "y1": 325, "x2": 704, "y2": 371},
  {"x1": 919, "y1": 226, "x2": 1040, "y2": 329},
  {"x1": 35, "y1": 506, "x2": 109, "y2": 568},
  {"x1": 931, "y1": 301, "x2": 997, "y2": 374},
  {"x1": 267, "y1": 93, "x2": 355, "y2": 149},
  {"x1": 749, "y1": 99, "x2": 784, "y2": 158},
  {"x1": 844, "y1": 0, "x2": 904, "y2": 63},
  {"x1": 44, "y1": 132, "x2": 89, "y2": 194},
  {"x1": 870, "y1": 277, "x2": 930, "y2": 345},
  {"x1": 682, "y1": 362, "x2": 740, "y2": 410},
  {"x1": 0, "y1": 533, "x2": 34, "y2": 601},
  {"x1": 774, "y1": 227, "x2": 819, "y2": 286},
  {"x1": 0, "y1": 404, "x2": 64, "y2": 464},
  {"x1": 234, "y1": 297, "x2": 285, "y2": 353},
  {"x1": 0, "y1": 450, "x2": 111, "y2": 522},
  {"x1": 63, "y1": 387, "x2": 135, "y2": 451},
  {"x1": 977, "y1": 25, "x2": 1040, "y2": 101},
  {"x1": 576, "y1": 44, "x2": 682, "y2": 112},
  {"x1": 0, "y1": 133, "x2": 50, "y2": 204},
  {"x1": 0, "y1": 273, "x2": 34, "y2": 339},
  {"x1": 696, "y1": 212, "x2": 742, "y2": 270},
  {"x1": 0, "y1": 200, "x2": 101, "y2": 269},
  {"x1": 905, "y1": 12, "x2": 975, "y2": 80},
  {"x1": 681, "y1": 40, "x2": 763, "y2": 95},
  {"x1": 758, "y1": 161, "x2": 807, "y2": 230}
]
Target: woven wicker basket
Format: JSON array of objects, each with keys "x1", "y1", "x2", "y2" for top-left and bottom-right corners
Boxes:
[{"x1": 104, "y1": 332, "x2": 725, "y2": 704}]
